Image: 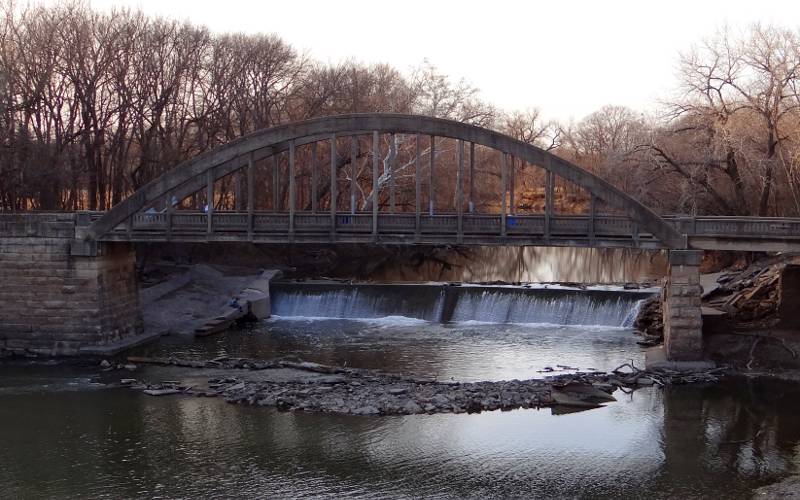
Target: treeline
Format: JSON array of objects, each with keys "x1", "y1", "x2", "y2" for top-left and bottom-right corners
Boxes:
[{"x1": 1, "y1": 2, "x2": 799, "y2": 217}]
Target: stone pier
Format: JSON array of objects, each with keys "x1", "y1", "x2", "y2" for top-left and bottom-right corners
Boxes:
[
  {"x1": 663, "y1": 250, "x2": 704, "y2": 361},
  {"x1": 0, "y1": 214, "x2": 142, "y2": 355}
]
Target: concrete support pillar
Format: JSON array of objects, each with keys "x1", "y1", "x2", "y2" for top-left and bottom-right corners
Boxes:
[{"x1": 664, "y1": 250, "x2": 704, "y2": 361}]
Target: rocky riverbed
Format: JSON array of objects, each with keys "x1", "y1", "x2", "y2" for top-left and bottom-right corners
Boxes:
[{"x1": 115, "y1": 356, "x2": 726, "y2": 416}]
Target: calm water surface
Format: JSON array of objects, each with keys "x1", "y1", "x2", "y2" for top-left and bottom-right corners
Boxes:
[{"x1": 1, "y1": 318, "x2": 799, "y2": 499}]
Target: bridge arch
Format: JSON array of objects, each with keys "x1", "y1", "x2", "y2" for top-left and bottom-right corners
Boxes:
[{"x1": 87, "y1": 113, "x2": 686, "y2": 248}]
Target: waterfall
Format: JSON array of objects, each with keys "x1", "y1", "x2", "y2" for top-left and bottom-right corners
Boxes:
[
  {"x1": 270, "y1": 283, "x2": 654, "y2": 328},
  {"x1": 448, "y1": 289, "x2": 646, "y2": 327},
  {"x1": 270, "y1": 285, "x2": 445, "y2": 321}
]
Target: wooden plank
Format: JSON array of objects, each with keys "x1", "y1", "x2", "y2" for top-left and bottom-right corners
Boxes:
[
  {"x1": 501, "y1": 152, "x2": 507, "y2": 238},
  {"x1": 415, "y1": 134, "x2": 421, "y2": 241},
  {"x1": 247, "y1": 152, "x2": 254, "y2": 241},
  {"x1": 429, "y1": 135, "x2": 435, "y2": 215},
  {"x1": 330, "y1": 133, "x2": 337, "y2": 235},
  {"x1": 311, "y1": 141, "x2": 318, "y2": 213},
  {"x1": 350, "y1": 136, "x2": 357, "y2": 214},
  {"x1": 289, "y1": 140, "x2": 295, "y2": 238},
  {"x1": 469, "y1": 142, "x2": 475, "y2": 214},
  {"x1": 457, "y1": 139, "x2": 464, "y2": 243},
  {"x1": 372, "y1": 131, "x2": 379, "y2": 241},
  {"x1": 206, "y1": 169, "x2": 214, "y2": 236}
]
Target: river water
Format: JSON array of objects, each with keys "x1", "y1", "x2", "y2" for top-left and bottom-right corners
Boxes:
[{"x1": 1, "y1": 284, "x2": 799, "y2": 499}]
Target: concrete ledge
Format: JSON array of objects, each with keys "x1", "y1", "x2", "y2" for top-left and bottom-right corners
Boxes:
[
  {"x1": 645, "y1": 346, "x2": 716, "y2": 372},
  {"x1": 193, "y1": 269, "x2": 283, "y2": 336},
  {"x1": 79, "y1": 329, "x2": 165, "y2": 356},
  {"x1": 139, "y1": 270, "x2": 193, "y2": 306},
  {"x1": 239, "y1": 269, "x2": 283, "y2": 320}
]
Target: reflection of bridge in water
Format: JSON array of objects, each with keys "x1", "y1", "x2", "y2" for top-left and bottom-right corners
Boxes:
[{"x1": 6, "y1": 114, "x2": 800, "y2": 359}]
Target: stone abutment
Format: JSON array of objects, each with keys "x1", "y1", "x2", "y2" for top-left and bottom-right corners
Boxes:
[
  {"x1": 0, "y1": 214, "x2": 141, "y2": 355},
  {"x1": 663, "y1": 250, "x2": 704, "y2": 361}
]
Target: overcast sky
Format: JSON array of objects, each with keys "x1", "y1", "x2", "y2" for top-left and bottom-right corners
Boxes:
[{"x1": 75, "y1": 0, "x2": 800, "y2": 122}]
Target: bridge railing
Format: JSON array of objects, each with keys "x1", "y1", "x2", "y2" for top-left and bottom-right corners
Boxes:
[
  {"x1": 102, "y1": 210, "x2": 656, "y2": 246},
  {"x1": 78, "y1": 210, "x2": 800, "y2": 249},
  {"x1": 667, "y1": 216, "x2": 800, "y2": 240}
]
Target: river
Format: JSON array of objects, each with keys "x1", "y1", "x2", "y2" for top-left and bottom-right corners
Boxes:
[{"x1": 1, "y1": 283, "x2": 798, "y2": 499}]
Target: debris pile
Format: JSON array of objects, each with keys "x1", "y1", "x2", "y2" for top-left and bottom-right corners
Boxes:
[{"x1": 706, "y1": 264, "x2": 782, "y2": 325}]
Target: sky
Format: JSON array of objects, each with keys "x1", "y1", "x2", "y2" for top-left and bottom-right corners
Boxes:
[{"x1": 70, "y1": 0, "x2": 800, "y2": 122}]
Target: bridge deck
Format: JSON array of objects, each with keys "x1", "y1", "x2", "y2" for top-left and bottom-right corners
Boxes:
[{"x1": 92, "y1": 211, "x2": 800, "y2": 251}]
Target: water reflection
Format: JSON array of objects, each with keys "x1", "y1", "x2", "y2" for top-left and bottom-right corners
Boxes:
[
  {"x1": 0, "y1": 372, "x2": 798, "y2": 498},
  {"x1": 142, "y1": 319, "x2": 647, "y2": 381},
  {"x1": 372, "y1": 247, "x2": 667, "y2": 283}
]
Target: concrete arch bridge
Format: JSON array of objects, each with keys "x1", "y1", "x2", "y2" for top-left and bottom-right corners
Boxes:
[{"x1": 5, "y1": 114, "x2": 800, "y2": 360}]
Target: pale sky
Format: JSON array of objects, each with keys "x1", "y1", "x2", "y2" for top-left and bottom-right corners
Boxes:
[{"x1": 74, "y1": 0, "x2": 800, "y2": 122}]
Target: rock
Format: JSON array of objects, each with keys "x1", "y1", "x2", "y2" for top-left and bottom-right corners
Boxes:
[
  {"x1": 551, "y1": 390, "x2": 602, "y2": 408},
  {"x1": 352, "y1": 406, "x2": 380, "y2": 415},
  {"x1": 100, "y1": 359, "x2": 111, "y2": 369},
  {"x1": 388, "y1": 387, "x2": 407, "y2": 395},
  {"x1": 123, "y1": 364, "x2": 137, "y2": 371},
  {"x1": 402, "y1": 400, "x2": 423, "y2": 414},
  {"x1": 143, "y1": 388, "x2": 181, "y2": 396},
  {"x1": 316, "y1": 375, "x2": 347, "y2": 384},
  {"x1": 558, "y1": 382, "x2": 617, "y2": 403},
  {"x1": 430, "y1": 394, "x2": 450, "y2": 407},
  {"x1": 591, "y1": 382, "x2": 615, "y2": 393}
]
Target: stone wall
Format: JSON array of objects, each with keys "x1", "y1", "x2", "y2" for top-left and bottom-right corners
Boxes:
[
  {"x1": 0, "y1": 213, "x2": 141, "y2": 355},
  {"x1": 663, "y1": 250, "x2": 704, "y2": 361}
]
